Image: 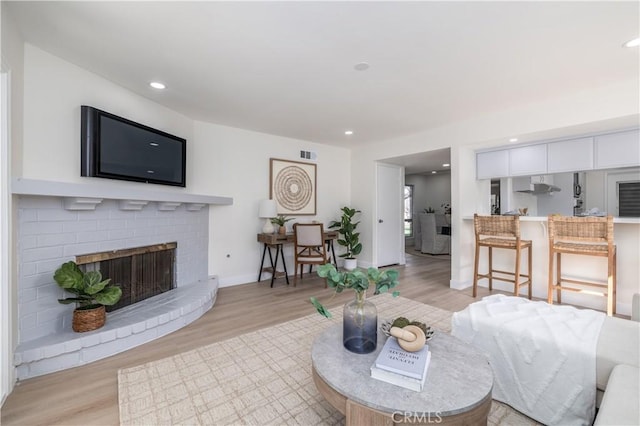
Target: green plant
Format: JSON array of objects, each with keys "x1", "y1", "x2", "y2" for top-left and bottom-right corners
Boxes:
[
  {"x1": 270, "y1": 215, "x2": 292, "y2": 226},
  {"x1": 424, "y1": 207, "x2": 435, "y2": 213},
  {"x1": 310, "y1": 264, "x2": 399, "y2": 318},
  {"x1": 391, "y1": 317, "x2": 428, "y2": 335},
  {"x1": 54, "y1": 261, "x2": 122, "y2": 310},
  {"x1": 329, "y1": 206, "x2": 362, "y2": 259}
]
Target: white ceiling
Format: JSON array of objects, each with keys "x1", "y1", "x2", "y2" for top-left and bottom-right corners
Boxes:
[{"x1": 5, "y1": 1, "x2": 639, "y2": 155}]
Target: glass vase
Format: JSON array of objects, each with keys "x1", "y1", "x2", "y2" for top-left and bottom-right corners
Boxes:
[{"x1": 343, "y1": 291, "x2": 378, "y2": 354}]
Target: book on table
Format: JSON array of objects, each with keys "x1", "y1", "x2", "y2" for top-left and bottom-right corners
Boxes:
[
  {"x1": 370, "y1": 337, "x2": 432, "y2": 391},
  {"x1": 370, "y1": 351, "x2": 431, "y2": 391}
]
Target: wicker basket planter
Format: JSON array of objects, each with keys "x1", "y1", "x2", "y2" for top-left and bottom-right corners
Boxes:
[
  {"x1": 72, "y1": 305, "x2": 106, "y2": 332},
  {"x1": 54, "y1": 261, "x2": 121, "y2": 332}
]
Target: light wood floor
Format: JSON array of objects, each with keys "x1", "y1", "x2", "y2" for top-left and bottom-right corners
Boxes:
[{"x1": 1, "y1": 253, "x2": 494, "y2": 425}]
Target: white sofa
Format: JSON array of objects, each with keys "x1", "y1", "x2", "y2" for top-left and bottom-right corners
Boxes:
[
  {"x1": 594, "y1": 310, "x2": 640, "y2": 425},
  {"x1": 452, "y1": 296, "x2": 639, "y2": 425}
]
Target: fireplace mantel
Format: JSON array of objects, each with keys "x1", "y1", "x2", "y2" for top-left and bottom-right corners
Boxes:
[{"x1": 12, "y1": 178, "x2": 233, "y2": 211}]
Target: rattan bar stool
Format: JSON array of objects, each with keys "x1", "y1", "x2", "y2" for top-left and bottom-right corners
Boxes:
[
  {"x1": 547, "y1": 215, "x2": 616, "y2": 316},
  {"x1": 473, "y1": 214, "x2": 532, "y2": 299},
  {"x1": 473, "y1": 214, "x2": 532, "y2": 298}
]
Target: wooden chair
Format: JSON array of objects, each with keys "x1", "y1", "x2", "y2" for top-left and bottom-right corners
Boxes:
[
  {"x1": 473, "y1": 214, "x2": 532, "y2": 298},
  {"x1": 293, "y1": 223, "x2": 330, "y2": 286},
  {"x1": 547, "y1": 215, "x2": 616, "y2": 316}
]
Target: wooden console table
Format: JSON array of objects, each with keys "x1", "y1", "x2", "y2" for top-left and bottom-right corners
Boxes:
[{"x1": 257, "y1": 231, "x2": 339, "y2": 287}]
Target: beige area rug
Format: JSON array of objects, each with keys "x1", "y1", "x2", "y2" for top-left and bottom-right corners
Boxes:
[
  {"x1": 405, "y1": 246, "x2": 451, "y2": 261},
  {"x1": 118, "y1": 294, "x2": 537, "y2": 425}
]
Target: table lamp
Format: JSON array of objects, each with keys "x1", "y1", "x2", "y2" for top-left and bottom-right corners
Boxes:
[{"x1": 258, "y1": 199, "x2": 277, "y2": 233}]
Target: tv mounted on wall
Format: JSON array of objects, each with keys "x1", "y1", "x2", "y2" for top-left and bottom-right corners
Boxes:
[{"x1": 81, "y1": 106, "x2": 187, "y2": 187}]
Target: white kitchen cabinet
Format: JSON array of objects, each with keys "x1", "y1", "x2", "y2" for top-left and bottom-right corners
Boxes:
[
  {"x1": 547, "y1": 137, "x2": 594, "y2": 173},
  {"x1": 595, "y1": 129, "x2": 640, "y2": 169},
  {"x1": 477, "y1": 149, "x2": 509, "y2": 179},
  {"x1": 509, "y1": 144, "x2": 547, "y2": 176}
]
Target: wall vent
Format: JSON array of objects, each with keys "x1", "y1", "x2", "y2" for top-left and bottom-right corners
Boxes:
[{"x1": 299, "y1": 150, "x2": 317, "y2": 161}]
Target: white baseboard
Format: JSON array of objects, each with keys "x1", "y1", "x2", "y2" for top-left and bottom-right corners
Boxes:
[{"x1": 450, "y1": 278, "x2": 472, "y2": 290}]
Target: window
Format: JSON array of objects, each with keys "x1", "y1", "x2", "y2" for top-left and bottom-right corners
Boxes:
[
  {"x1": 404, "y1": 185, "x2": 414, "y2": 236},
  {"x1": 618, "y1": 181, "x2": 640, "y2": 217}
]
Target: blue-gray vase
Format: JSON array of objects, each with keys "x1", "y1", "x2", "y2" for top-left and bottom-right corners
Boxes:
[{"x1": 343, "y1": 291, "x2": 377, "y2": 354}]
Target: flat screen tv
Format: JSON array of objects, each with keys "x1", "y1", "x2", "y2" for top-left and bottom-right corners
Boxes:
[{"x1": 81, "y1": 105, "x2": 186, "y2": 187}]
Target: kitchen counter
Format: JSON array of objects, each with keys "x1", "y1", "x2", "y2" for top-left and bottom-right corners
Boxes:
[
  {"x1": 461, "y1": 215, "x2": 640, "y2": 316},
  {"x1": 463, "y1": 215, "x2": 640, "y2": 224}
]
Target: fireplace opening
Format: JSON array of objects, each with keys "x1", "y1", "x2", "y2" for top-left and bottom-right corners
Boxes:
[{"x1": 76, "y1": 242, "x2": 176, "y2": 312}]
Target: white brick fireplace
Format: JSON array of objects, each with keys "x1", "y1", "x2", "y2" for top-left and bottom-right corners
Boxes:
[{"x1": 12, "y1": 178, "x2": 232, "y2": 379}]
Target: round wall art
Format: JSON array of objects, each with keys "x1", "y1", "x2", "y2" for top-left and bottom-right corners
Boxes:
[{"x1": 270, "y1": 158, "x2": 317, "y2": 215}]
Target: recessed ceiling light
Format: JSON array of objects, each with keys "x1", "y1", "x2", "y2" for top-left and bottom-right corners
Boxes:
[
  {"x1": 354, "y1": 62, "x2": 370, "y2": 71},
  {"x1": 442, "y1": 163, "x2": 450, "y2": 167},
  {"x1": 431, "y1": 171, "x2": 437, "y2": 174},
  {"x1": 623, "y1": 37, "x2": 640, "y2": 48},
  {"x1": 344, "y1": 130, "x2": 354, "y2": 135},
  {"x1": 150, "y1": 81, "x2": 166, "y2": 90},
  {"x1": 509, "y1": 138, "x2": 518, "y2": 143}
]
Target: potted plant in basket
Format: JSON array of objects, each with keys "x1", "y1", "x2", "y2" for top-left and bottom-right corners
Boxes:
[
  {"x1": 54, "y1": 261, "x2": 122, "y2": 332},
  {"x1": 270, "y1": 215, "x2": 292, "y2": 234},
  {"x1": 310, "y1": 264, "x2": 399, "y2": 354},
  {"x1": 329, "y1": 206, "x2": 362, "y2": 270}
]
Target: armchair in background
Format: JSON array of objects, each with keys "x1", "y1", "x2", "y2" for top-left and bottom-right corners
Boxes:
[{"x1": 419, "y1": 213, "x2": 450, "y2": 255}]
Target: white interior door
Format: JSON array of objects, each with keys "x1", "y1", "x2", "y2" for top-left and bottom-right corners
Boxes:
[{"x1": 376, "y1": 163, "x2": 403, "y2": 267}]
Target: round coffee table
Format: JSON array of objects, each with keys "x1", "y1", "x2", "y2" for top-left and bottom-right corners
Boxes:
[{"x1": 311, "y1": 324, "x2": 493, "y2": 425}]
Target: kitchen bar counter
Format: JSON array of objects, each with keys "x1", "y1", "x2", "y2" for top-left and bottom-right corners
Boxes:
[
  {"x1": 463, "y1": 215, "x2": 640, "y2": 224},
  {"x1": 462, "y1": 215, "x2": 640, "y2": 316}
]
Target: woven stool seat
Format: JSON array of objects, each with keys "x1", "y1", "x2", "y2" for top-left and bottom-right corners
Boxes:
[
  {"x1": 473, "y1": 214, "x2": 532, "y2": 299},
  {"x1": 552, "y1": 241, "x2": 611, "y2": 254},
  {"x1": 547, "y1": 215, "x2": 616, "y2": 316},
  {"x1": 479, "y1": 237, "x2": 531, "y2": 249}
]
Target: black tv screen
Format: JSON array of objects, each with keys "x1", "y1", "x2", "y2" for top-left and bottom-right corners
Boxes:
[{"x1": 81, "y1": 106, "x2": 186, "y2": 187}]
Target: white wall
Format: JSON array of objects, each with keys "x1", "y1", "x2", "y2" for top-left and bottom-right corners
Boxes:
[
  {"x1": 22, "y1": 45, "x2": 194, "y2": 185},
  {"x1": 0, "y1": 71, "x2": 10, "y2": 407},
  {"x1": 585, "y1": 170, "x2": 607, "y2": 211},
  {"x1": 19, "y1": 44, "x2": 352, "y2": 288},
  {"x1": 1, "y1": 3, "x2": 25, "y2": 403},
  {"x1": 1, "y1": 40, "x2": 351, "y2": 395},
  {"x1": 192, "y1": 121, "x2": 351, "y2": 286}
]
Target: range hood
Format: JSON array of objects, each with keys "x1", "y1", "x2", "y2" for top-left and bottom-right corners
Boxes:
[{"x1": 516, "y1": 183, "x2": 562, "y2": 195}]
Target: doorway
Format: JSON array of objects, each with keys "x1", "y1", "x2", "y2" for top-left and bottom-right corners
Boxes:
[{"x1": 379, "y1": 148, "x2": 452, "y2": 267}]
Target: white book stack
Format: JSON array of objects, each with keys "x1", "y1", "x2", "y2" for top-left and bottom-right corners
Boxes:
[{"x1": 370, "y1": 337, "x2": 431, "y2": 392}]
